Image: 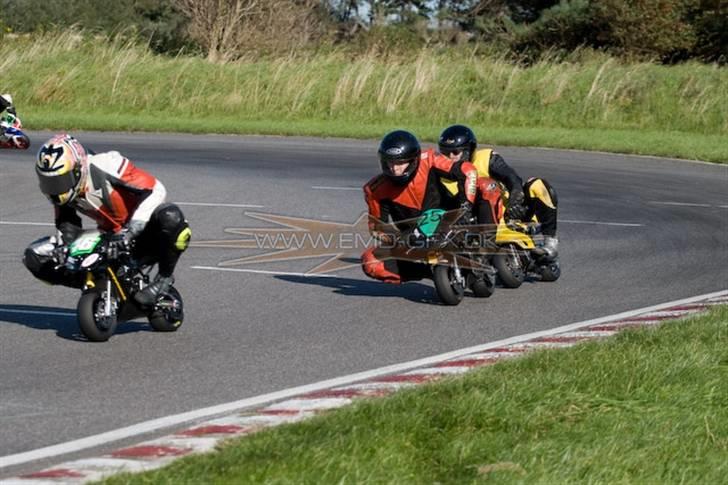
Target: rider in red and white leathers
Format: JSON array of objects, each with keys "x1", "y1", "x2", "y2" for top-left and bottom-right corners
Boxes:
[{"x1": 24, "y1": 134, "x2": 191, "y2": 305}]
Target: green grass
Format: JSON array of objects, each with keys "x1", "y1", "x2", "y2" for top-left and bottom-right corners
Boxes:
[
  {"x1": 4, "y1": 32, "x2": 728, "y2": 161},
  {"x1": 104, "y1": 305, "x2": 728, "y2": 484}
]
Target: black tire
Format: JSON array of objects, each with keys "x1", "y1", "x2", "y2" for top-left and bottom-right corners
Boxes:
[
  {"x1": 147, "y1": 286, "x2": 184, "y2": 332},
  {"x1": 16, "y1": 134, "x2": 30, "y2": 150},
  {"x1": 433, "y1": 265, "x2": 465, "y2": 306},
  {"x1": 493, "y1": 245, "x2": 526, "y2": 288},
  {"x1": 78, "y1": 290, "x2": 118, "y2": 342},
  {"x1": 470, "y1": 273, "x2": 495, "y2": 298},
  {"x1": 539, "y1": 261, "x2": 561, "y2": 282}
]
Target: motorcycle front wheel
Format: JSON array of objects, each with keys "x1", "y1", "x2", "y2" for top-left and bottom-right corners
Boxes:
[
  {"x1": 14, "y1": 134, "x2": 30, "y2": 150},
  {"x1": 433, "y1": 265, "x2": 465, "y2": 306},
  {"x1": 78, "y1": 290, "x2": 118, "y2": 342}
]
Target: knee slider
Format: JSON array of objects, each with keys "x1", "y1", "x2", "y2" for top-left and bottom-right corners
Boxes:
[
  {"x1": 23, "y1": 247, "x2": 47, "y2": 275},
  {"x1": 23, "y1": 246, "x2": 65, "y2": 284},
  {"x1": 526, "y1": 178, "x2": 557, "y2": 209},
  {"x1": 155, "y1": 203, "x2": 191, "y2": 251}
]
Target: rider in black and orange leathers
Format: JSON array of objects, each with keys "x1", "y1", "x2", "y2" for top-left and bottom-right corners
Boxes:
[
  {"x1": 438, "y1": 124, "x2": 559, "y2": 261},
  {"x1": 361, "y1": 130, "x2": 479, "y2": 284}
]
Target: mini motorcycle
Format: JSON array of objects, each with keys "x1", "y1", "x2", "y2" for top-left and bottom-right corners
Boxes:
[
  {"x1": 442, "y1": 176, "x2": 561, "y2": 289},
  {"x1": 0, "y1": 115, "x2": 30, "y2": 149},
  {"x1": 490, "y1": 220, "x2": 560, "y2": 288},
  {"x1": 65, "y1": 230, "x2": 184, "y2": 341},
  {"x1": 489, "y1": 195, "x2": 561, "y2": 288},
  {"x1": 397, "y1": 208, "x2": 496, "y2": 306}
]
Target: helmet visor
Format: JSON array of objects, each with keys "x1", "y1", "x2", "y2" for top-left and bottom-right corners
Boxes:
[
  {"x1": 36, "y1": 167, "x2": 79, "y2": 196},
  {"x1": 440, "y1": 148, "x2": 462, "y2": 157},
  {"x1": 387, "y1": 157, "x2": 415, "y2": 177}
]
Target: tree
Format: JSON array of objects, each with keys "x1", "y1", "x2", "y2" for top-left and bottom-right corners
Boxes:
[{"x1": 174, "y1": 0, "x2": 260, "y2": 62}]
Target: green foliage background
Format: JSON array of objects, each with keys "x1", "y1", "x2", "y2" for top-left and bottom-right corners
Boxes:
[{"x1": 1, "y1": 0, "x2": 725, "y2": 62}]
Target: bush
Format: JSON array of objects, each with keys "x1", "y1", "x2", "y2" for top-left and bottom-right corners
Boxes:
[
  {"x1": 511, "y1": 0, "x2": 701, "y2": 62},
  {"x1": 690, "y1": 0, "x2": 728, "y2": 62},
  {"x1": 0, "y1": 0, "x2": 189, "y2": 54}
]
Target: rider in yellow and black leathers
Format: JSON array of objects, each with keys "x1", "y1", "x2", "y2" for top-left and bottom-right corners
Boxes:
[{"x1": 438, "y1": 124, "x2": 559, "y2": 260}]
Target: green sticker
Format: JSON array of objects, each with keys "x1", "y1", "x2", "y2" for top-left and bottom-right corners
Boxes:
[
  {"x1": 69, "y1": 233, "x2": 102, "y2": 257},
  {"x1": 417, "y1": 209, "x2": 445, "y2": 237}
]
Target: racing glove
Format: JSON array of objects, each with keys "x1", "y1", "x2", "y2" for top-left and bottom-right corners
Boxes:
[
  {"x1": 458, "y1": 200, "x2": 476, "y2": 225},
  {"x1": 107, "y1": 222, "x2": 144, "y2": 259},
  {"x1": 107, "y1": 231, "x2": 133, "y2": 259},
  {"x1": 506, "y1": 190, "x2": 528, "y2": 221}
]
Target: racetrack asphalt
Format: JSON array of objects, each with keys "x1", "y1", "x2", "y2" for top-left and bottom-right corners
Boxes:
[{"x1": 1, "y1": 131, "x2": 726, "y2": 477}]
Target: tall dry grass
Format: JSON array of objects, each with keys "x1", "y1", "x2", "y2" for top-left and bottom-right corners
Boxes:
[{"x1": 3, "y1": 32, "x2": 726, "y2": 135}]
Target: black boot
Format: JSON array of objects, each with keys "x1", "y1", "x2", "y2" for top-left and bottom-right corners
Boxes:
[{"x1": 135, "y1": 275, "x2": 174, "y2": 306}]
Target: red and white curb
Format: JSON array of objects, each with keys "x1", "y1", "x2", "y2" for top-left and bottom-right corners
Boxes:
[{"x1": 2, "y1": 291, "x2": 726, "y2": 484}]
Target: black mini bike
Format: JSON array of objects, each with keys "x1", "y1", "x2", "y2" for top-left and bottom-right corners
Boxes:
[{"x1": 65, "y1": 231, "x2": 184, "y2": 342}]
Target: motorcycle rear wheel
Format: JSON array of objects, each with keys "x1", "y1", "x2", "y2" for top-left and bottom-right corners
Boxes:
[
  {"x1": 147, "y1": 286, "x2": 184, "y2": 332},
  {"x1": 539, "y1": 260, "x2": 561, "y2": 282},
  {"x1": 78, "y1": 290, "x2": 118, "y2": 342},
  {"x1": 493, "y1": 245, "x2": 526, "y2": 288},
  {"x1": 433, "y1": 265, "x2": 465, "y2": 306},
  {"x1": 470, "y1": 273, "x2": 495, "y2": 298}
]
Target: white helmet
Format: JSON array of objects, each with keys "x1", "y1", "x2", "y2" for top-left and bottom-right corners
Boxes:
[{"x1": 36, "y1": 134, "x2": 88, "y2": 205}]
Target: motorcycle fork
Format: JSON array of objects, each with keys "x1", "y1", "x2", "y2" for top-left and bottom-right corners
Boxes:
[
  {"x1": 452, "y1": 257, "x2": 465, "y2": 285},
  {"x1": 84, "y1": 272, "x2": 96, "y2": 290},
  {"x1": 106, "y1": 267, "x2": 127, "y2": 302}
]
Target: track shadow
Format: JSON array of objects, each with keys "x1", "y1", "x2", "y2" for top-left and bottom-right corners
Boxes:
[
  {"x1": 274, "y1": 274, "x2": 438, "y2": 304},
  {"x1": 0, "y1": 304, "x2": 152, "y2": 341}
]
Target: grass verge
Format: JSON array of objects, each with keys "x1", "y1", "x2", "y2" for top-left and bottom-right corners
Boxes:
[
  {"x1": 3, "y1": 32, "x2": 727, "y2": 162},
  {"x1": 104, "y1": 305, "x2": 728, "y2": 484},
  {"x1": 29, "y1": 112, "x2": 728, "y2": 163}
]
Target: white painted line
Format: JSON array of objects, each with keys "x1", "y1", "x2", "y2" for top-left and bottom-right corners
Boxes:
[
  {"x1": 0, "y1": 309, "x2": 75, "y2": 317},
  {"x1": 190, "y1": 265, "x2": 335, "y2": 278},
  {"x1": 1, "y1": 288, "x2": 726, "y2": 470},
  {"x1": 719, "y1": 205, "x2": 728, "y2": 209},
  {"x1": 311, "y1": 186, "x2": 361, "y2": 191},
  {"x1": 558, "y1": 219, "x2": 644, "y2": 227},
  {"x1": 175, "y1": 202, "x2": 264, "y2": 209},
  {"x1": 648, "y1": 201, "x2": 712, "y2": 208},
  {"x1": 0, "y1": 221, "x2": 54, "y2": 227}
]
